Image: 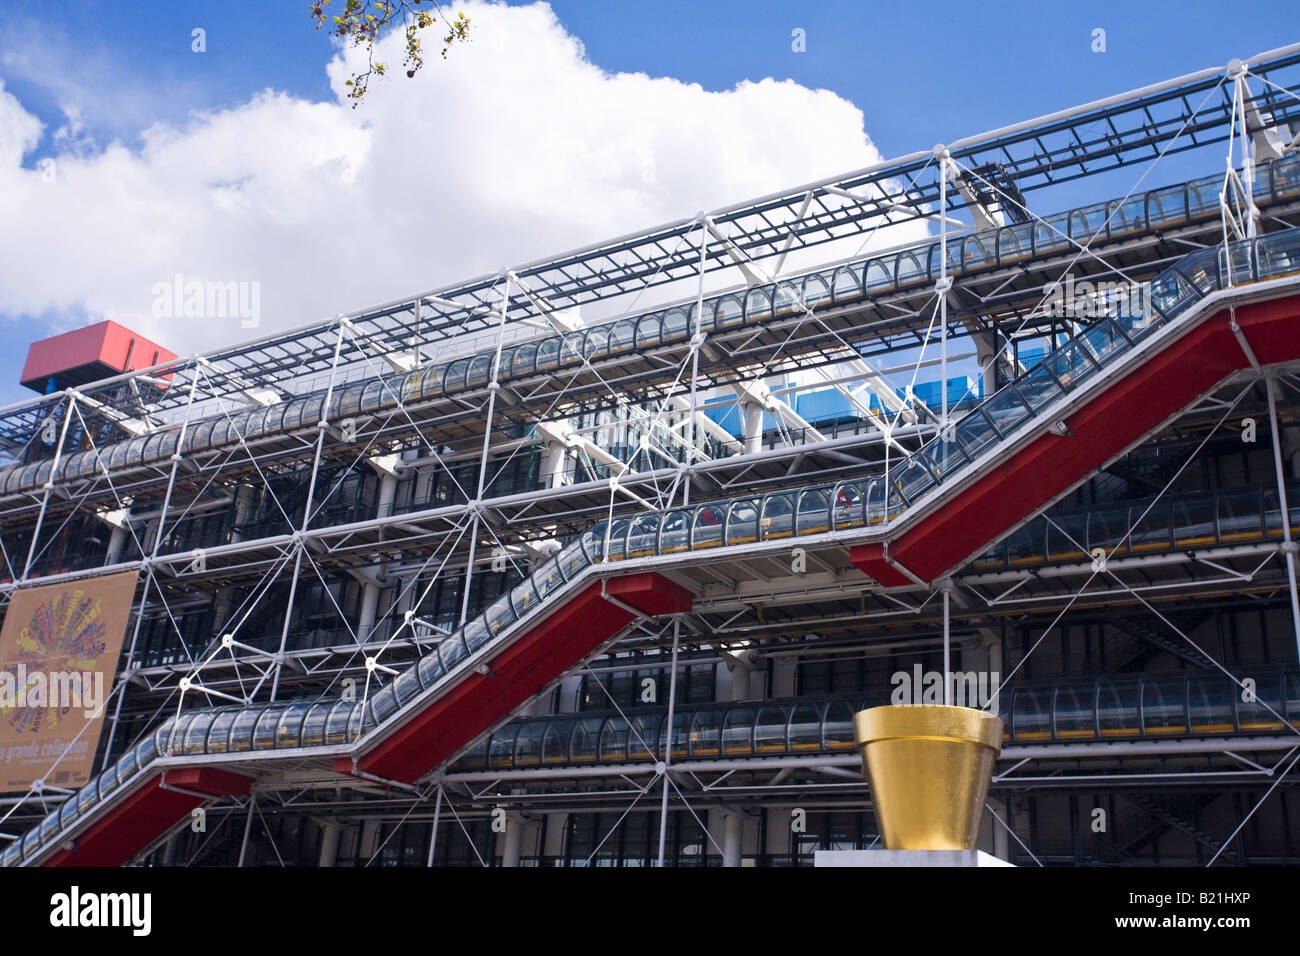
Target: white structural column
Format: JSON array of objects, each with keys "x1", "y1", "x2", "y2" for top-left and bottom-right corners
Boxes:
[
  {"x1": 101, "y1": 505, "x2": 132, "y2": 565},
  {"x1": 501, "y1": 812, "x2": 524, "y2": 867},
  {"x1": 357, "y1": 456, "x2": 400, "y2": 639},
  {"x1": 539, "y1": 438, "x2": 570, "y2": 489},
  {"x1": 722, "y1": 811, "x2": 743, "y2": 867},
  {"x1": 318, "y1": 821, "x2": 342, "y2": 867},
  {"x1": 229, "y1": 482, "x2": 257, "y2": 544}
]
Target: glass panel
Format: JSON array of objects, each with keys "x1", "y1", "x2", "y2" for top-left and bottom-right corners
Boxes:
[
  {"x1": 1146, "y1": 185, "x2": 1187, "y2": 226},
  {"x1": 998, "y1": 223, "x2": 1033, "y2": 263},
  {"x1": 463, "y1": 615, "x2": 490, "y2": 653},
  {"x1": 276, "y1": 701, "x2": 312, "y2": 749},
  {"x1": 1108, "y1": 195, "x2": 1146, "y2": 235},
  {"x1": 895, "y1": 251, "x2": 925, "y2": 286},
  {"x1": 301, "y1": 701, "x2": 331, "y2": 747},
  {"x1": 418, "y1": 649, "x2": 445, "y2": 688},
  {"x1": 725, "y1": 499, "x2": 759, "y2": 546},
  {"x1": 458, "y1": 736, "x2": 489, "y2": 770},
  {"x1": 181, "y1": 712, "x2": 217, "y2": 755},
  {"x1": 1273, "y1": 156, "x2": 1300, "y2": 199},
  {"x1": 1046, "y1": 513, "x2": 1087, "y2": 561},
  {"x1": 1237, "y1": 672, "x2": 1285, "y2": 732},
  {"x1": 1217, "y1": 490, "x2": 1262, "y2": 542},
  {"x1": 560, "y1": 331, "x2": 585, "y2": 367},
  {"x1": 1129, "y1": 500, "x2": 1172, "y2": 553},
  {"x1": 636, "y1": 314, "x2": 663, "y2": 350},
  {"x1": 584, "y1": 327, "x2": 610, "y2": 362},
  {"x1": 1096, "y1": 680, "x2": 1140, "y2": 737},
  {"x1": 865, "y1": 480, "x2": 887, "y2": 524},
  {"x1": 1077, "y1": 317, "x2": 1129, "y2": 366},
  {"x1": 571, "y1": 718, "x2": 602, "y2": 762},
  {"x1": 1175, "y1": 248, "x2": 1220, "y2": 294},
  {"x1": 1141, "y1": 677, "x2": 1187, "y2": 735},
  {"x1": 760, "y1": 494, "x2": 794, "y2": 539},
  {"x1": 514, "y1": 723, "x2": 542, "y2": 767},
  {"x1": 608, "y1": 320, "x2": 636, "y2": 354},
  {"x1": 1006, "y1": 522, "x2": 1044, "y2": 565},
  {"x1": 796, "y1": 490, "x2": 830, "y2": 535},
  {"x1": 466, "y1": 354, "x2": 492, "y2": 388},
  {"x1": 444, "y1": 358, "x2": 470, "y2": 392},
  {"x1": 689, "y1": 709, "x2": 722, "y2": 756},
  {"x1": 864, "y1": 258, "x2": 894, "y2": 291},
  {"x1": 536, "y1": 338, "x2": 560, "y2": 371},
  {"x1": 229, "y1": 708, "x2": 261, "y2": 752},
  {"x1": 598, "y1": 717, "x2": 630, "y2": 762},
  {"x1": 627, "y1": 514, "x2": 660, "y2": 558},
  {"x1": 1172, "y1": 496, "x2": 1216, "y2": 548},
  {"x1": 662, "y1": 309, "x2": 690, "y2": 342},
  {"x1": 392, "y1": 663, "x2": 422, "y2": 704},
  {"x1": 1015, "y1": 362, "x2": 1064, "y2": 411},
  {"x1": 1070, "y1": 202, "x2": 1107, "y2": 242},
  {"x1": 892, "y1": 458, "x2": 935, "y2": 503},
  {"x1": 1042, "y1": 338, "x2": 1098, "y2": 390},
  {"x1": 919, "y1": 433, "x2": 968, "y2": 484},
  {"x1": 980, "y1": 384, "x2": 1032, "y2": 436},
  {"x1": 831, "y1": 266, "x2": 862, "y2": 302},
  {"x1": 252, "y1": 705, "x2": 283, "y2": 750},
  {"x1": 714, "y1": 296, "x2": 743, "y2": 329},
  {"x1": 773, "y1": 282, "x2": 800, "y2": 316},
  {"x1": 1257, "y1": 228, "x2": 1300, "y2": 280},
  {"x1": 1087, "y1": 505, "x2": 1130, "y2": 556},
  {"x1": 1188, "y1": 677, "x2": 1233, "y2": 733},
  {"x1": 692, "y1": 504, "x2": 725, "y2": 549},
  {"x1": 659, "y1": 511, "x2": 689, "y2": 553},
  {"x1": 831, "y1": 483, "x2": 865, "y2": 530},
  {"x1": 722, "y1": 707, "x2": 755, "y2": 755},
  {"x1": 1053, "y1": 685, "x2": 1093, "y2": 738},
  {"x1": 510, "y1": 578, "x2": 540, "y2": 617},
  {"x1": 483, "y1": 594, "x2": 515, "y2": 639},
  {"x1": 491, "y1": 726, "x2": 520, "y2": 768},
  {"x1": 439, "y1": 632, "x2": 468, "y2": 671},
  {"x1": 605, "y1": 518, "x2": 630, "y2": 561},
  {"x1": 1010, "y1": 688, "x2": 1050, "y2": 741},
  {"x1": 658, "y1": 712, "x2": 689, "y2": 760},
  {"x1": 823, "y1": 700, "x2": 855, "y2": 750},
  {"x1": 627, "y1": 715, "x2": 656, "y2": 760},
  {"x1": 953, "y1": 408, "x2": 999, "y2": 459},
  {"x1": 802, "y1": 273, "x2": 831, "y2": 310},
  {"x1": 510, "y1": 344, "x2": 537, "y2": 378},
  {"x1": 1033, "y1": 213, "x2": 1070, "y2": 253},
  {"x1": 744, "y1": 288, "x2": 772, "y2": 323},
  {"x1": 788, "y1": 703, "x2": 821, "y2": 750},
  {"x1": 962, "y1": 234, "x2": 995, "y2": 270},
  {"x1": 1186, "y1": 174, "x2": 1220, "y2": 217},
  {"x1": 532, "y1": 556, "x2": 564, "y2": 599}
]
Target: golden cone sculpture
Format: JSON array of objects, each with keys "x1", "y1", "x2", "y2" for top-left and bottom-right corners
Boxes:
[{"x1": 853, "y1": 704, "x2": 1002, "y2": 851}]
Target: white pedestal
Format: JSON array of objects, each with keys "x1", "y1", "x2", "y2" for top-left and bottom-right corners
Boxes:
[{"x1": 814, "y1": 849, "x2": 1013, "y2": 867}]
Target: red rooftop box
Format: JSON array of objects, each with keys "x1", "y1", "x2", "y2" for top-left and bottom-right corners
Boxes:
[{"x1": 20, "y1": 320, "x2": 177, "y2": 394}]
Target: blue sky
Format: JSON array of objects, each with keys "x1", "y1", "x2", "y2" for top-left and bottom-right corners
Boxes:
[
  {"x1": 0, "y1": 0, "x2": 1297, "y2": 407},
  {"x1": 6, "y1": 0, "x2": 1293, "y2": 156}
]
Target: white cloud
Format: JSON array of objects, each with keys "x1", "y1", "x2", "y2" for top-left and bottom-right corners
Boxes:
[{"x1": 0, "y1": 1, "x2": 925, "y2": 360}]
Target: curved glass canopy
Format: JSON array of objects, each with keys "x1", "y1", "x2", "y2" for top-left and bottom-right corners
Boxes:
[{"x1": 450, "y1": 669, "x2": 1300, "y2": 771}]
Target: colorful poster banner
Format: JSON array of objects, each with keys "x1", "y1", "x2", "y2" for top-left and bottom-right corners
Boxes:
[{"x1": 0, "y1": 570, "x2": 139, "y2": 792}]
